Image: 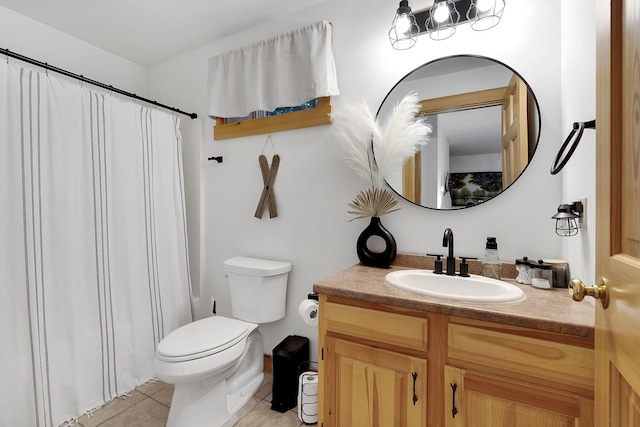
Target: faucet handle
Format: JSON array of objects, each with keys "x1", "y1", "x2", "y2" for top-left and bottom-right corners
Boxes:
[
  {"x1": 458, "y1": 257, "x2": 477, "y2": 277},
  {"x1": 427, "y1": 253, "x2": 444, "y2": 274}
]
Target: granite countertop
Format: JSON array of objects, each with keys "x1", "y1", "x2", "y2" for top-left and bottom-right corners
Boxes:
[{"x1": 313, "y1": 260, "x2": 595, "y2": 339}]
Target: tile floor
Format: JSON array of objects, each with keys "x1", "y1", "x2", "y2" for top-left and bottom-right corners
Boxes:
[{"x1": 61, "y1": 373, "x2": 316, "y2": 427}]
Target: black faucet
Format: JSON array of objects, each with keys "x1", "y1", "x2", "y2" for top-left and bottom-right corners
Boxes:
[{"x1": 442, "y1": 228, "x2": 456, "y2": 275}]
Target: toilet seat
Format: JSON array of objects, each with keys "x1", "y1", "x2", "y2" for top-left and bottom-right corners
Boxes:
[{"x1": 156, "y1": 316, "x2": 257, "y2": 363}]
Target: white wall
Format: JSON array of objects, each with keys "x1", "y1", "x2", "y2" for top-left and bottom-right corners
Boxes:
[
  {"x1": 0, "y1": 5, "x2": 146, "y2": 95},
  {"x1": 146, "y1": 0, "x2": 585, "y2": 359},
  {"x1": 450, "y1": 153, "x2": 502, "y2": 173},
  {"x1": 560, "y1": 0, "x2": 597, "y2": 285},
  {"x1": 383, "y1": 60, "x2": 513, "y2": 111}
]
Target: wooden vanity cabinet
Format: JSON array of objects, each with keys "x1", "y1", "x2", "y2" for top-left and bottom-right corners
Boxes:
[
  {"x1": 318, "y1": 294, "x2": 447, "y2": 427},
  {"x1": 444, "y1": 366, "x2": 593, "y2": 427},
  {"x1": 318, "y1": 295, "x2": 594, "y2": 427},
  {"x1": 444, "y1": 318, "x2": 595, "y2": 427},
  {"x1": 324, "y1": 337, "x2": 427, "y2": 426}
]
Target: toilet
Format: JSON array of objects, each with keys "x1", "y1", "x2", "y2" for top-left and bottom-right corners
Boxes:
[{"x1": 153, "y1": 256, "x2": 291, "y2": 427}]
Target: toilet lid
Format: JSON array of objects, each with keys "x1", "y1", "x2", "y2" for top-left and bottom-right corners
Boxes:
[{"x1": 156, "y1": 316, "x2": 257, "y2": 362}]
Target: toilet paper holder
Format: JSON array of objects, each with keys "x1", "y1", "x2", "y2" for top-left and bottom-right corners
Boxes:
[{"x1": 298, "y1": 294, "x2": 319, "y2": 326}]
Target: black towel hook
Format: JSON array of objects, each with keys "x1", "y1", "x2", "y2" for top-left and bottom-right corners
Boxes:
[{"x1": 550, "y1": 120, "x2": 595, "y2": 175}]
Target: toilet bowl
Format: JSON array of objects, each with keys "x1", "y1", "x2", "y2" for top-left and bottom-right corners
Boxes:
[
  {"x1": 152, "y1": 257, "x2": 291, "y2": 427},
  {"x1": 153, "y1": 316, "x2": 264, "y2": 426}
]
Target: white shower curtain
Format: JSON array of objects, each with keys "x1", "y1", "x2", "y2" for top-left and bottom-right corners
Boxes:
[{"x1": 0, "y1": 61, "x2": 193, "y2": 426}]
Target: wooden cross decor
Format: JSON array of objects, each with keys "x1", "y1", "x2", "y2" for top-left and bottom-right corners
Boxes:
[{"x1": 254, "y1": 154, "x2": 280, "y2": 219}]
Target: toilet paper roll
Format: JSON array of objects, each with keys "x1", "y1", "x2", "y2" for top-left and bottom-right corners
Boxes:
[
  {"x1": 303, "y1": 382, "x2": 319, "y2": 397},
  {"x1": 301, "y1": 371, "x2": 318, "y2": 384},
  {"x1": 301, "y1": 371, "x2": 319, "y2": 397},
  {"x1": 298, "y1": 299, "x2": 319, "y2": 326},
  {"x1": 301, "y1": 402, "x2": 318, "y2": 417}
]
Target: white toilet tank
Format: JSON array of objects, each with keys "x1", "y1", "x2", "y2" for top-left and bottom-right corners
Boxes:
[{"x1": 224, "y1": 257, "x2": 291, "y2": 323}]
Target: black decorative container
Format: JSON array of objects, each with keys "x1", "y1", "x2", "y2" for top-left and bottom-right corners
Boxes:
[{"x1": 356, "y1": 216, "x2": 397, "y2": 268}]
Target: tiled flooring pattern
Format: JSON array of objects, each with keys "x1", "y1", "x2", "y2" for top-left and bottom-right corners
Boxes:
[{"x1": 60, "y1": 373, "x2": 315, "y2": 427}]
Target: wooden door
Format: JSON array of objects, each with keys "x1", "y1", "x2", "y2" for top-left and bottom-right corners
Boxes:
[
  {"x1": 593, "y1": 0, "x2": 640, "y2": 425},
  {"x1": 501, "y1": 75, "x2": 529, "y2": 187},
  {"x1": 402, "y1": 151, "x2": 421, "y2": 204},
  {"x1": 444, "y1": 366, "x2": 593, "y2": 427},
  {"x1": 323, "y1": 337, "x2": 427, "y2": 427}
]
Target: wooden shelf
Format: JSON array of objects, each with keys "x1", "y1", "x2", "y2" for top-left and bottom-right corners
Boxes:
[{"x1": 213, "y1": 97, "x2": 332, "y2": 140}]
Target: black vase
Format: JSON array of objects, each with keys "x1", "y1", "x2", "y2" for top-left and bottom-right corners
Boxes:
[{"x1": 356, "y1": 216, "x2": 397, "y2": 268}]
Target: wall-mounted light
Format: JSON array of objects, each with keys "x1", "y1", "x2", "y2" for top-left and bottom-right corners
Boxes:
[
  {"x1": 389, "y1": 0, "x2": 420, "y2": 50},
  {"x1": 389, "y1": 0, "x2": 506, "y2": 48},
  {"x1": 552, "y1": 201, "x2": 584, "y2": 237}
]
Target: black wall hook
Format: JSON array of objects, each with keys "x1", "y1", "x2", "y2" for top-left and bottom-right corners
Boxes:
[
  {"x1": 208, "y1": 156, "x2": 223, "y2": 163},
  {"x1": 550, "y1": 120, "x2": 596, "y2": 175}
]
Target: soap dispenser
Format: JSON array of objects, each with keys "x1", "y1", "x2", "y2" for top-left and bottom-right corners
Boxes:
[{"x1": 482, "y1": 237, "x2": 502, "y2": 280}]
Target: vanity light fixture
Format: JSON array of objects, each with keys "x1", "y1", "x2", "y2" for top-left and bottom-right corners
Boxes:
[
  {"x1": 389, "y1": 0, "x2": 506, "y2": 48},
  {"x1": 552, "y1": 201, "x2": 584, "y2": 237},
  {"x1": 389, "y1": 0, "x2": 420, "y2": 50}
]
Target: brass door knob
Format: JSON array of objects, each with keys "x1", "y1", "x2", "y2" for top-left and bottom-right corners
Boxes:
[{"x1": 569, "y1": 277, "x2": 609, "y2": 308}]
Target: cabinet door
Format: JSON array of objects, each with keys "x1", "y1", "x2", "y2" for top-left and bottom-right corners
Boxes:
[
  {"x1": 444, "y1": 366, "x2": 593, "y2": 427},
  {"x1": 323, "y1": 337, "x2": 427, "y2": 427}
]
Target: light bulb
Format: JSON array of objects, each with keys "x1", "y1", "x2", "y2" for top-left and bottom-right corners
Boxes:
[
  {"x1": 396, "y1": 13, "x2": 412, "y2": 34},
  {"x1": 433, "y1": 2, "x2": 450, "y2": 23},
  {"x1": 476, "y1": 0, "x2": 494, "y2": 12}
]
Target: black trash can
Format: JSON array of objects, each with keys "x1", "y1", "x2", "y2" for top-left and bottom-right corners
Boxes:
[{"x1": 271, "y1": 335, "x2": 309, "y2": 412}]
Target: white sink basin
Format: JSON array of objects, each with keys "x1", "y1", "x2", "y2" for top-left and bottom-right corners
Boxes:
[{"x1": 384, "y1": 269, "x2": 526, "y2": 303}]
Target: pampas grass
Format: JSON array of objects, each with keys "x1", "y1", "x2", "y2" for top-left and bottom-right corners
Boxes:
[
  {"x1": 373, "y1": 92, "x2": 431, "y2": 187},
  {"x1": 330, "y1": 100, "x2": 378, "y2": 186},
  {"x1": 332, "y1": 92, "x2": 431, "y2": 218}
]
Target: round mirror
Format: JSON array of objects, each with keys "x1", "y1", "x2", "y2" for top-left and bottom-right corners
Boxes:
[{"x1": 376, "y1": 55, "x2": 541, "y2": 210}]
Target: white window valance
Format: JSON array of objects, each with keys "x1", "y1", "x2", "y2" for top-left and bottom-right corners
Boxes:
[{"x1": 207, "y1": 20, "x2": 339, "y2": 118}]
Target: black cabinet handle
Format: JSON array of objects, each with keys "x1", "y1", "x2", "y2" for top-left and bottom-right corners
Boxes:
[
  {"x1": 451, "y1": 383, "x2": 458, "y2": 418},
  {"x1": 412, "y1": 372, "x2": 418, "y2": 405}
]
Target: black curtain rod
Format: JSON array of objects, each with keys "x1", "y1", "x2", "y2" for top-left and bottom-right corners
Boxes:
[{"x1": 2, "y1": 47, "x2": 197, "y2": 119}]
